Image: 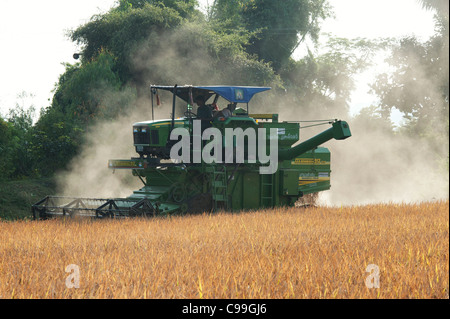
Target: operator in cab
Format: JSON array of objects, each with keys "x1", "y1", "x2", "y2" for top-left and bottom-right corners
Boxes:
[
  {"x1": 195, "y1": 95, "x2": 212, "y2": 119},
  {"x1": 213, "y1": 102, "x2": 237, "y2": 119}
]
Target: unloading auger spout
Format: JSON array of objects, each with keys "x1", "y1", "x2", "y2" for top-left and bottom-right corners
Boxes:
[{"x1": 278, "y1": 120, "x2": 351, "y2": 161}]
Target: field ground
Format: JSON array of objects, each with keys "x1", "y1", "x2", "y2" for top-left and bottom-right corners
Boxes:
[{"x1": 0, "y1": 200, "x2": 448, "y2": 299}]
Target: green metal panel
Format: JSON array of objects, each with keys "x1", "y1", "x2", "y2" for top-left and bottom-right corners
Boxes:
[
  {"x1": 280, "y1": 170, "x2": 299, "y2": 196},
  {"x1": 111, "y1": 116, "x2": 346, "y2": 214},
  {"x1": 228, "y1": 170, "x2": 242, "y2": 210},
  {"x1": 291, "y1": 147, "x2": 331, "y2": 195},
  {"x1": 260, "y1": 173, "x2": 275, "y2": 207},
  {"x1": 258, "y1": 121, "x2": 300, "y2": 148},
  {"x1": 242, "y1": 171, "x2": 260, "y2": 209}
]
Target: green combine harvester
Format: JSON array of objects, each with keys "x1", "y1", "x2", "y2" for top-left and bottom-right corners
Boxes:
[{"x1": 32, "y1": 85, "x2": 351, "y2": 219}]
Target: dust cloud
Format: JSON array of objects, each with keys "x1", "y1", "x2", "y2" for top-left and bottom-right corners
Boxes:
[
  {"x1": 320, "y1": 120, "x2": 449, "y2": 206},
  {"x1": 318, "y1": 36, "x2": 449, "y2": 206},
  {"x1": 273, "y1": 85, "x2": 448, "y2": 206},
  {"x1": 55, "y1": 90, "x2": 178, "y2": 199}
]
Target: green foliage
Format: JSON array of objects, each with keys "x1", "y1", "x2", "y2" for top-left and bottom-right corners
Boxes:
[
  {"x1": 130, "y1": 19, "x2": 281, "y2": 87},
  {"x1": 369, "y1": 1, "x2": 449, "y2": 168},
  {"x1": 0, "y1": 99, "x2": 36, "y2": 179},
  {"x1": 210, "y1": 0, "x2": 331, "y2": 71},
  {"x1": 116, "y1": 0, "x2": 199, "y2": 17},
  {"x1": 0, "y1": 117, "x2": 14, "y2": 180},
  {"x1": 30, "y1": 107, "x2": 84, "y2": 176},
  {"x1": 370, "y1": 33, "x2": 449, "y2": 150},
  {"x1": 70, "y1": 2, "x2": 185, "y2": 83},
  {"x1": 52, "y1": 50, "x2": 124, "y2": 123},
  {"x1": 33, "y1": 50, "x2": 137, "y2": 176},
  {"x1": 208, "y1": 0, "x2": 246, "y2": 28},
  {"x1": 6, "y1": 105, "x2": 35, "y2": 178},
  {"x1": 280, "y1": 37, "x2": 389, "y2": 116}
]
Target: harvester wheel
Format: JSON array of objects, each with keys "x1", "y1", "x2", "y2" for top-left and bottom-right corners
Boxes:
[
  {"x1": 179, "y1": 203, "x2": 189, "y2": 214},
  {"x1": 171, "y1": 184, "x2": 187, "y2": 203}
]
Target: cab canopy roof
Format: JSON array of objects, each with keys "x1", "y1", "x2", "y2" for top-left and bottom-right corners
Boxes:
[{"x1": 151, "y1": 85, "x2": 271, "y2": 104}]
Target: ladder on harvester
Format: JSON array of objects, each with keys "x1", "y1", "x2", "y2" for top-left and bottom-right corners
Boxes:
[
  {"x1": 208, "y1": 165, "x2": 228, "y2": 211},
  {"x1": 260, "y1": 173, "x2": 274, "y2": 208}
]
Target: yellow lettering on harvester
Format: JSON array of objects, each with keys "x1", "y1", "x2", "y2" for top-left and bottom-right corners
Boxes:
[
  {"x1": 291, "y1": 158, "x2": 330, "y2": 165},
  {"x1": 112, "y1": 160, "x2": 138, "y2": 167},
  {"x1": 109, "y1": 159, "x2": 146, "y2": 169}
]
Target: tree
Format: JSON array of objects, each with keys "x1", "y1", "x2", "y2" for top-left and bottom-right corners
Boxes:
[
  {"x1": 5, "y1": 100, "x2": 36, "y2": 178},
  {"x1": 32, "y1": 49, "x2": 137, "y2": 176},
  {"x1": 209, "y1": 0, "x2": 331, "y2": 72},
  {"x1": 371, "y1": 37, "x2": 448, "y2": 123},
  {"x1": 370, "y1": 0, "x2": 449, "y2": 166},
  {"x1": 70, "y1": 1, "x2": 186, "y2": 86},
  {"x1": 131, "y1": 19, "x2": 281, "y2": 87},
  {"x1": 30, "y1": 106, "x2": 84, "y2": 176},
  {"x1": 52, "y1": 50, "x2": 128, "y2": 124},
  {"x1": 280, "y1": 37, "x2": 388, "y2": 118},
  {"x1": 0, "y1": 96, "x2": 37, "y2": 179},
  {"x1": 68, "y1": 1, "x2": 285, "y2": 90},
  {"x1": 0, "y1": 117, "x2": 14, "y2": 180},
  {"x1": 117, "y1": 0, "x2": 199, "y2": 18}
]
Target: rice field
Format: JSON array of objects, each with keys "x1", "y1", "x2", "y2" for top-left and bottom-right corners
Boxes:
[{"x1": 0, "y1": 200, "x2": 448, "y2": 299}]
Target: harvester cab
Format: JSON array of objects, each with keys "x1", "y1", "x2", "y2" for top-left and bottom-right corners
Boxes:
[
  {"x1": 32, "y1": 85, "x2": 351, "y2": 219},
  {"x1": 132, "y1": 85, "x2": 272, "y2": 160}
]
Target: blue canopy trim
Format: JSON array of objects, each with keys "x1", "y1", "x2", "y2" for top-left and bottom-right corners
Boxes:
[
  {"x1": 196, "y1": 86, "x2": 271, "y2": 103},
  {"x1": 151, "y1": 85, "x2": 271, "y2": 104}
]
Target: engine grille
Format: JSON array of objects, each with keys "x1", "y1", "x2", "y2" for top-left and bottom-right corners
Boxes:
[{"x1": 133, "y1": 127, "x2": 159, "y2": 145}]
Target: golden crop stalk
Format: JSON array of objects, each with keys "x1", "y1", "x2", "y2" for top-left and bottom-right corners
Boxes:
[{"x1": 0, "y1": 200, "x2": 448, "y2": 299}]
